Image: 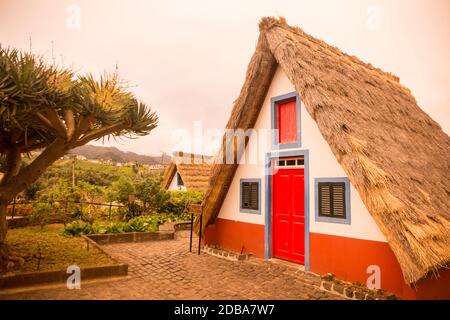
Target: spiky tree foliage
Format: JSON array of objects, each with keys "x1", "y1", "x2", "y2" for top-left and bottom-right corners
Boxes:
[{"x1": 0, "y1": 47, "x2": 158, "y2": 270}]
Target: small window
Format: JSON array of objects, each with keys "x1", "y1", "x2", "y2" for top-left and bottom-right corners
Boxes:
[
  {"x1": 278, "y1": 100, "x2": 297, "y2": 144},
  {"x1": 275, "y1": 157, "x2": 304, "y2": 169},
  {"x1": 271, "y1": 92, "x2": 301, "y2": 149},
  {"x1": 240, "y1": 179, "x2": 261, "y2": 214},
  {"x1": 286, "y1": 159, "x2": 296, "y2": 166},
  {"x1": 315, "y1": 178, "x2": 351, "y2": 224},
  {"x1": 318, "y1": 183, "x2": 345, "y2": 218}
]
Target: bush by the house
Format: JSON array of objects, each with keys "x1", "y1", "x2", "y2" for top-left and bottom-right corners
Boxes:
[
  {"x1": 163, "y1": 190, "x2": 204, "y2": 215},
  {"x1": 63, "y1": 212, "x2": 189, "y2": 237}
]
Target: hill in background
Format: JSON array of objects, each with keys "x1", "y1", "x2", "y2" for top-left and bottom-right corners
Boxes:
[{"x1": 69, "y1": 145, "x2": 171, "y2": 165}]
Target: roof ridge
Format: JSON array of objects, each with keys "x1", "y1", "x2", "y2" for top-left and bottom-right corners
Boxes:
[{"x1": 260, "y1": 16, "x2": 403, "y2": 86}]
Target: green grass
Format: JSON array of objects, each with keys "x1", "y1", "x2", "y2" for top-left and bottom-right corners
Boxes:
[{"x1": 6, "y1": 224, "x2": 114, "y2": 274}]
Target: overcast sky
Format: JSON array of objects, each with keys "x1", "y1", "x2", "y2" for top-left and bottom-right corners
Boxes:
[{"x1": 1, "y1": 0, "x2": 449, "y2": 156}]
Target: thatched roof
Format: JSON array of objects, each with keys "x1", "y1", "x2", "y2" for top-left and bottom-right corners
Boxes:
[
  {"x1": 201, "y1": 17, "x2": 450, "y2": 284},
  {"x1": 161, "y1": 152, "x2": 213, "y2": 193}
]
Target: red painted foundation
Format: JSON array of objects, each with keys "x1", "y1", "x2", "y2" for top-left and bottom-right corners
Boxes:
[
  {"x1": 309, "y1": 233, "x2": 414, "y2": 298},
  {"x1": 309, "y1": 233, "x2": 450, "y2": 300},
  {"x1": 204, "y1": 218, "x2": 265, "y2": 257},
  {"x1": 205, "y1": 218, "x2": 450, "y2": 300}
]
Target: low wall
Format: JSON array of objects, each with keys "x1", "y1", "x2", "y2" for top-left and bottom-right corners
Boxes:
[
  {"x1": 0, "y1": 264, "x2": 128, "y2": 289},
  {"x1": 85, "y1": 231, "x2": 174, "y2": 244},
  {"x1": 7, "y1": 215, "x2": 68, "y2": 229}
]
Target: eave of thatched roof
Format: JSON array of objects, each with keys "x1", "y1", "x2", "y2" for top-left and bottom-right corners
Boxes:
[
  {"x1": 201, "y1": 17, "x2": 450, "y2": 284},
  {"x1": 161, "y1": 152, "x2": 213, "y2": 193}
]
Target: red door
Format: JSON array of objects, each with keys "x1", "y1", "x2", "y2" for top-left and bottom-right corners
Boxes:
[{"x1": 272, "y1": 168, "x2": 305, "y2": 264}]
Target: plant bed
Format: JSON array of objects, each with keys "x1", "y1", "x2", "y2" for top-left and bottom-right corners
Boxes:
[
  {"x1": 84, "y1": 231, "x2": 174, "y2": 244},
  {"x1": 84, "y1": 221, "x2": 191, "y2": 245},
  {"x1": 5, "y1": 224, "x2": 114, "y2": 274},
  {"x1": 1, "y1": 224, "x2": 127, "y2": 289},
  {"x1": 62, "y1": 213, "x2": 191, "y2": 237}
]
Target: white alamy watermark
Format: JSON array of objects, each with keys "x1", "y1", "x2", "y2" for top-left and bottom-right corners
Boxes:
[
  {"x1": 170, "y1": 121, "x2": 282, "y2": 176},
  {"x1": 171, "y1": 121, "x2": 277, "y2": 164},
  {"x1": 366, "y1": 265, "x2": 381, "y2": 290},
  {"x1": 66, "y1": 4, "x2": 82, "y2": 30},
  {"x1": 67, "y1": 265, "x2": 81, "y2": 289},
  {"x1": 366, "y1": 5, "x2": 382, "y2": 31}
]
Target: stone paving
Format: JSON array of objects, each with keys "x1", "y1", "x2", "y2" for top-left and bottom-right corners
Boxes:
[{"x1": 0, "y1": 231, "x2": 342, "y2": 300}]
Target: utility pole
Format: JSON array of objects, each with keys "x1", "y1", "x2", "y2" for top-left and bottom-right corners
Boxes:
[{"x1": 72, "y1": 156, "x2": 76, "y2": 187}]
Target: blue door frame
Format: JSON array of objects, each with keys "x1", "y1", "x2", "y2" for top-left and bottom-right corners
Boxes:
[{"x1": 264, "y1": 149, "x2": 310, "y2": 271}]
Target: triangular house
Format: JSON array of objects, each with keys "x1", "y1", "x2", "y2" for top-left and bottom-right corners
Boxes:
[
  {"x1": 162, "y1": 152, "x2": 212, "y2": 193},
  {"x1": 200, "y1": 17, "x2": 450, "y2": 299}
]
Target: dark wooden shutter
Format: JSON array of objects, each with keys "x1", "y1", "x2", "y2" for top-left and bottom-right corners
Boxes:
[
  {"x1": 332, "y1": 183, "x2": 345, "y2": 217},
  {"x1": 242, "y1": 183, "x2": 251, "y2": 208},
  {"x1": 318, "y1": 183, "x2": 332, "y2": 216},
  {"x1": 250, "y1": 182, "x2": 258, "y2": 210},
  {"x1": 318, "y1": 182, "x2": 346, "y2": 219},
  {"x1": 242, "y1": 181, "x2": 259, "y2": 211}
]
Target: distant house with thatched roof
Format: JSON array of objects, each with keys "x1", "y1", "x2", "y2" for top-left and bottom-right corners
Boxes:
[
  {"x1": 161, "y1": 152, "x2": 212, "y2": 193},
  {"x1": 199, "y1": 17, "x2": 450, "y2": 299}
]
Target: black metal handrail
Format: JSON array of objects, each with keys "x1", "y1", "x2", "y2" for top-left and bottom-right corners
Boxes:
[{"x1": 187, "y1": 204, "x2": 203, "y2": 255}]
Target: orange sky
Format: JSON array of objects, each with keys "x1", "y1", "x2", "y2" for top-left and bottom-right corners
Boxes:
[{"x1": 0, "y1": 0, "x2": 449, "y2": 156}]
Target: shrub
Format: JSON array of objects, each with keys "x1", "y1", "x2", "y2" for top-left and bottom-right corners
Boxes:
[
  {"x1": 163, "y1": 190, "x2": 204, "y2": 215},
  {"x1": 124, "y1": 216, "x2": 158, "y2": 232},
  {"x1": 105, "y1": 221, "x2": 127, "y2": 234},
  {"x1": 135, "y1": 177, "x2": 170, "y2": 213},
  {"x1": 63, "y1": 220, "x2": 94, "y2": 236},
  {"x1": 24, "y1": 182, "x2": 41, "y2": 200},
  {"x1": 30, "y1": 196, "x2": 61, "y2": 228},
  {"x1": 115, "y1": 202, "x2": 143, "y2": 222},
  {"x1": 63, "y1": 212, "x2": 189, "y2": 236},
  {"x1": 105, "y1": 177, "x2": 135, "y2": 204}
]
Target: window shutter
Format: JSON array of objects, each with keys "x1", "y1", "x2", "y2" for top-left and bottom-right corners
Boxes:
[
  {"x1": 331, "y1": 183, "x2": 345, "y2": 217},
  {"x1": 318, "y1": 182, "x2": 346, "y2": 219},
  {"x1": 250, "y1": 182, "x2": 258, "y2": 210},
  {"x1": 241, "y1": 181, "x2": 259, "y2": 211},
  {"x1": 319, "y1": 183, "x2": 332, "y2": 216},
  {"x1": 277, "y1": 100, "x2": 297, "y2": 144},
  {"x1": 242, "y1": 183, "x2": 251, "y2": 208}
]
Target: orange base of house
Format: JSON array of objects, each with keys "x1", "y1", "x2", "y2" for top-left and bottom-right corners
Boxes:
[
  {"x1": 203, "y1": 218, "x2": 265, "y2": 257},
  {"x1": 309, "y1": 233, "x2": 450, "y2": 299},
  {"x1": 204, "y1": 218, "x2": 450, "y2": 300}
]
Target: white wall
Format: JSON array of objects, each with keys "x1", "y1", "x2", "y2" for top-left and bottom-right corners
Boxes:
[{"x1": 217, "y1": 66, "x2": 387, "y2": 242}]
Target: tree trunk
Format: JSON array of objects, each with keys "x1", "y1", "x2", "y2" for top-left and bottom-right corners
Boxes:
[
  {"x1": 0, "y1": 138, "x2": 67, "y2": 272},
  {"x1": 0, "y1": 201, "x2": 8, "y2": 273}
]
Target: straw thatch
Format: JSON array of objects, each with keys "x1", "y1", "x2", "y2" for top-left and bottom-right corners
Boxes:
[
  {"x1": 161, "y1": 152, "x2": 213, "y2": 193},
  {"x1": 200, "y1": 17, "x2": 450, "y2": 284}
]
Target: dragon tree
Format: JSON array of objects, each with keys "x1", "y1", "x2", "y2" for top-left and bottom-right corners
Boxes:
[{"x1": 0, "y1": 47, "x2": 158, "y2": 270}]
